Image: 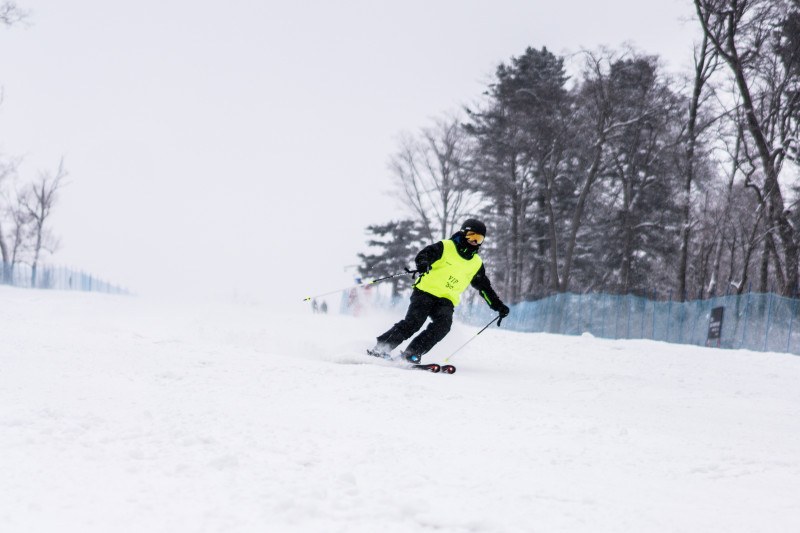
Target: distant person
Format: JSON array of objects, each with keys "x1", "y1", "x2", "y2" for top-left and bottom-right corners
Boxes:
[
  {"x1": 311, "y1": 299, "x2": 319, "y2": 313},
  {"x1": 368, "y1": 219, "x2": 509, "y2": 363},
  {"x1": 348, "y1": 278, "x2": 364, "y2": 316},
  {"x1": 320, "y1": 300, "x2": 328, "y2": 314}
]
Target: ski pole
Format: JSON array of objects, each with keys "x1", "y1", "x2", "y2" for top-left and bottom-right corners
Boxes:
[
  {"x1": 302, "y1": 270, "x2": 415, "y2": 302},
  {"x1": 444, "y1": 316, "x2": 500, "y2": 363}
]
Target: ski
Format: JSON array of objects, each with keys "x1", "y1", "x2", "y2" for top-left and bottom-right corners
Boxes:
[
  {"x1": 409, "y1": 363, "x2": 441, "y2": 373},
  {"x1": 365, "y1": 350, "x2": 451, "y2": 374}
]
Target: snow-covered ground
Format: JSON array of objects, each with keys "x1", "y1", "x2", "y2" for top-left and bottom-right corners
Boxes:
[{"x1": 2, "y1": 286, "x2": 799, "y2": 533}]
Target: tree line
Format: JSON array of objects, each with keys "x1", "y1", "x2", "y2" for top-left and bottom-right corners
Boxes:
[
  {"x1": 359, "y1": 0, "x2": 800, "y2": 304},
  {"x1": 0, "y1": 2, "x2": 66, "y2": 286}
]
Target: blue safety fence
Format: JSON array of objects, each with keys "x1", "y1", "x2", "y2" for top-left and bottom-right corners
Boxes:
[
  {"x1": 455, "y1": 288, "x2": 800, "y2": 355},
  {"x1": 337, "y1": 279, "x2": 800, "y2": 356},
  {"x1": 1, "y1": 261, "x2": 129, "y2": 295}
]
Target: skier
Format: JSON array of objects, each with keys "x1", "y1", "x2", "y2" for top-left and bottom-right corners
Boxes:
[{"x1": 368, "y1": 219, "x2": 510, "y2": 363}]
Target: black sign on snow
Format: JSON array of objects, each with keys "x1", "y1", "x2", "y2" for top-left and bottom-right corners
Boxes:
[{"x1": 707, "y1": 306, "x2": 725, "y2": 347}]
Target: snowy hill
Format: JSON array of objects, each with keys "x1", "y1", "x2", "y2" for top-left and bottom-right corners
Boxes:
[{"x1": 2, "y1": 287, "x2": 799, "y2": 533}]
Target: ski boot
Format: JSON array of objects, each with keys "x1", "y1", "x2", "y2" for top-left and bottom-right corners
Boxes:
[
  {"x1": 402, "y1": 351, "x2": 422, "y2": 364},
  {"x1": 366, "y1": 343, "x2": 392, "y2": 359},
  {"x1": 402, "y1": 351, "x2": 440, "y2": 372}
]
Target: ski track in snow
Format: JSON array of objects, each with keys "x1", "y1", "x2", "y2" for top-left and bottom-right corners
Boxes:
[{"x1": 1, "y1": 286, "x2": 800, "y2": 532}]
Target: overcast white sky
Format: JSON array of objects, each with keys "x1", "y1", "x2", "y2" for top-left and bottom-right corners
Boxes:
[{"x1": 0, "y1": 0, "x2": 698, "y2": 304}]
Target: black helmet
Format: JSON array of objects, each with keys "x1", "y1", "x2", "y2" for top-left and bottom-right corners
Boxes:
[
  {"x1": 461, "y1": 218, "x2": 486, "y2": 237},
  {"x1": 452, "y1": 218, "x2": 486, "y2": 259}
]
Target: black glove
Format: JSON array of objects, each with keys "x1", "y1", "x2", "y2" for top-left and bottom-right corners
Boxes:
[
  {"x1": 413, "y1": 262, "x2": 431, "y2": 277},
  {"x1": 496, "y1": 303, "x2": 510, "y2": 326},
  {"x1": 404, "y1": 267, "x2": 418, "y2": 279}
]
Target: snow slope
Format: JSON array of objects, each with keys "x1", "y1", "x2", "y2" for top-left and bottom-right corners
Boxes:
[{"x1": 2, "y1": 286, "x2": 799, "y2": 533}]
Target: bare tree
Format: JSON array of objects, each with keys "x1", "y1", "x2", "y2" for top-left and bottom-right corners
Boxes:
[
  {"x1": 0, "y1": 157, "x2": 21, "y2": 282},
  {"x1": 695, "y1": 0, "x2": 800, "y2": 295},
  {"x1": 0, "y1": 1, "x2": 29, "y2": 26},
  {"x1": 4, "y1": 189, "x2": 32, "y2": 270},
  {"x1": 0, "y1": 1, "x2": 29, "y2": 282},
  {"x1": 20, "y1": 159, "x2": 66, "y2": 287},
  {"x1": 389, "y1": 113, "x2": 479, "y2": 241},
  {"x1": 677, "y1": 18, "x2": 721, "y2": 300}
]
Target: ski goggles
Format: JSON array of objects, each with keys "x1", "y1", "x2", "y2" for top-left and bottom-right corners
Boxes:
[{"x1": 465, "y1": 231, "x2": 484, "y2": 244}]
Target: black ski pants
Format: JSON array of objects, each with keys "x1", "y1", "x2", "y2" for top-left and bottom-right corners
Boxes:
[{"x1": 376, "y1": 288, "x2": 454, "y2": 357}]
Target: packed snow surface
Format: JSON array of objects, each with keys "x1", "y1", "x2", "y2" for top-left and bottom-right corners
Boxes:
[{"x1": 2, "y1": 286, "x2": 800, "y2": 532}]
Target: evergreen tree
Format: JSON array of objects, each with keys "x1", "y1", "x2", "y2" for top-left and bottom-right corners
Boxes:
[
  {"x1": 357, "y1": 220, "x2": 427, "y2": 298},
  {"x1": 464, "y1": 46, "x2": 571, "y2": 302}
]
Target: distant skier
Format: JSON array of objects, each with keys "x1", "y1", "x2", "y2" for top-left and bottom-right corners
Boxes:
[
  {"x1": 347, "y1": 278, "x2": 365, "y2": 316},
  {"x1": 369, "y1": 219, "x2": 509, "y2": 363}
]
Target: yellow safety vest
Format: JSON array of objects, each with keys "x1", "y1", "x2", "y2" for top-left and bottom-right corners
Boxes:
[{"x1": 414, "y1": 239, "x2": 483, "y2": 306}]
